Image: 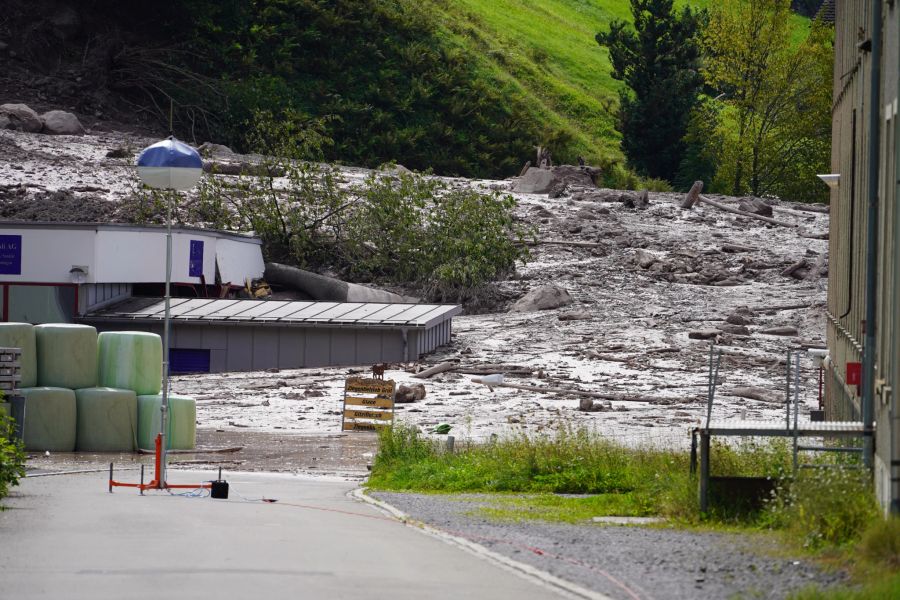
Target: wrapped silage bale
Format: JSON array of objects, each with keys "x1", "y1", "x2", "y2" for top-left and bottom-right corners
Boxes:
[
  {"x1": 75, "y1": 387, "x2": 137, "y2": 452},
  {"x1": 19, "y1": 387, "x2": 77, "y2": 452},
  {"x1": 137, "y1": 394, "x2": 196, "y2": 450},
  {"x1": 98, "y1": 331, "x2": 162, "y2": 396},
  {"x1": 35, "y1": 324, "x2": 98, "y2": 390},
  {"x1": 0, "y1": 322, "x2": 36, "y2": 387}
]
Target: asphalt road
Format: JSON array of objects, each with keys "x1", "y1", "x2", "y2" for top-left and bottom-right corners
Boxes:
[{"x1": 0, "y1": 471, "x2": 564, "y2": 600}]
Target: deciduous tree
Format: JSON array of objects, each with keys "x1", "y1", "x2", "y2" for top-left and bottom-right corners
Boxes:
[{"x1": 701, "y1": 0, "x2": 832, "y2": 201}]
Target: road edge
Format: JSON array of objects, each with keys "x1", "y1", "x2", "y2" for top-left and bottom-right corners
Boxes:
[{"x1": 350, "y1": 487, "x2": 613, "y2": 600}]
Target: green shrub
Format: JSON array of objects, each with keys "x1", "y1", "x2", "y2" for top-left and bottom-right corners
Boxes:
[
  {"x1": 341, "y1": 175, "x2": 532, "y2": 298},
  {"x1": 194, "y1": 112, "x2": 531, "y2": 300},
  {"x1": 765, "y1": 468, "x2": 880, "y2": 550},
  {"x1": 860, "y1": 516, "x2": 900, "y2": 570},
  {"x1": 0, "y1": 412, "x2": 26, "y2": 501},
  {"x1": 789, "y1": 572, "x2": 900, "y2": 600}
]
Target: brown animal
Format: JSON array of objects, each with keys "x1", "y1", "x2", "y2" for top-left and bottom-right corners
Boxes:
[{"x1": 372, "y1": 363, "x2": 388, "y2": 380}]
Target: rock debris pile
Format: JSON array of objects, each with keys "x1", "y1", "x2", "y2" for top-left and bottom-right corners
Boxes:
[{"x1": 0, "y1": 124, "x2": 829, "y2": 446}]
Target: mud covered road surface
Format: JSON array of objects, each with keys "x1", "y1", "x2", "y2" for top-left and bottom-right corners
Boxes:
[{"x1": 24, "y1": 429, "x2": 376, "y2": 480}]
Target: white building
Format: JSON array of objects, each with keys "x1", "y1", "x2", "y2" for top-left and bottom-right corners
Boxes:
[{"x1": 0, "y1": 221, "x2": 264, "y2": 323}]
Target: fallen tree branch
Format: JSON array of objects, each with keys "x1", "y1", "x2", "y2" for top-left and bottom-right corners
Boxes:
[
  {"x1": 780, "y1": 259, "x2": 809, "y2": 278},
  {"x1": 697, "y1": 195, "x2": 798, "y2": 228},
  {"x1": 455, "y1": 365, "x2": 535, "y2": 376},
  {"x1": 138, "y1": 446, "x2": 243, "y2": 454},
  {"x1": 721, "y1": 243, "x2": 756, "y2": 253},
  {"x1": 413, "y1": 361, "x2": 458, "y2": 379},
  {"x1": 730, "y1": 386, "x2": 783, "y2": 404},
  {"x1": 525, "y1": 240, "x2": 604, "y2": 248},
  {"x1": 749, "y1": 302, "x2": 816, "y2": 312},
  {"x1": 472, "y1": 379, "x2": 671, "y2": 403}
]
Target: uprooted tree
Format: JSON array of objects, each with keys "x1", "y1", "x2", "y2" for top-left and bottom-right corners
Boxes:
[{"x1": 179, "y1": 110, "x2": 532, "y2": 303}]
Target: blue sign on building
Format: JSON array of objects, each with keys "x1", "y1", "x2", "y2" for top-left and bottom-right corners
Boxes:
[
  {"x1": 0, "y1": 235, "x2": 22, "y2": 275},
  {"x1": 189, "y1": 240, "x2": 204, "y2": 277}
]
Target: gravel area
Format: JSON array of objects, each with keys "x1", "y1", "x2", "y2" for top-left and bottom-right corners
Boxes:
[{"x1": 370, "y1": 491, "x2": 845, "y2": 600}]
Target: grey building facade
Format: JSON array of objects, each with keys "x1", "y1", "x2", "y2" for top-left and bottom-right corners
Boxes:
[{"x1": 82, "y1": 297, "x2": 461, "y2": 373}]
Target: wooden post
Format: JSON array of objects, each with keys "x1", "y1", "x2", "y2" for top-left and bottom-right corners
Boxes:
[
  {"x1": 690, "y1": 430, "x2": 698, "y2": 475},
  {"x1": 699, "y1": 432, "x2": 710, "y2": 512}
]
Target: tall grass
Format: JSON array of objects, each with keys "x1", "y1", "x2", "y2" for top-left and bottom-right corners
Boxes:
[
  {"x1": 371, "y1": 424, "x2": 799, "y2": 522},
  {"x1": 372, "y1": 425, "x2": 889, "y2": 533},
  {"x1": 371, "y1": 424, "x2": 900, "y2": 594},
  {"x1": 764, "y1": 469, "x2": 880, "y2": 550}
]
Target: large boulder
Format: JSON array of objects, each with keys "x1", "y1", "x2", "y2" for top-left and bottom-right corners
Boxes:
[
  {"x1": 0, "y1": 104, "x2": 42, "y2": 132},
  {"x1": 550, "y1": 165, "x2": 600, "y2": 188},
  {"x1": 738, "y1": 197, "x2": 773, "y2": 217},
  {"x1": 511, "y1": 168, "x2": 556, "y2": 194},
  {"x1": 198, "y1": 142, "x2": 234, "y2": 157},
  {"x1": 41, "y1": 110, "x2": 85, "y2": 135},
  {"x1": 509, "y1": 285, "x2": 573, "y2": 312},
  {"x1": 511, "y1": 165, "x2": 599, "y2": 194},
  {"x1": 394, "y1": 384, "x2": 426, "y2": 404}
]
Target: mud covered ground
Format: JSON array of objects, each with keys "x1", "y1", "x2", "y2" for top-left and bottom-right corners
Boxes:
[{"x1": 1, "y1": 126, "x2": 830, "y2": 471}]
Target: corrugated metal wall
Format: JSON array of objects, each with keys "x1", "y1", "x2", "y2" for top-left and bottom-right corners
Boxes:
[
  {"x1": 827, "y1": 1, "x2": 870, "y2": 422},
  {"x1": 829, "y1": 0, "x2": 900, "y2": 512},
  {"x1": 92, "y1": 321, "x2": 452, "y2": 373},
  {"x1": 79, "y1": 283, "x2": 132, "y2": 315}
]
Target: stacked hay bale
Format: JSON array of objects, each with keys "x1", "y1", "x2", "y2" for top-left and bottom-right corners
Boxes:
[
  {"x1": 99, "y1": 331, "x2": 196, "y2": 450},
  {"x1": 137, "y1": 394, "x2": 197, "y2": 450},
  {"x1": 1, "y1": 323, "x2": 196, "y2": 452},
  {"x1": 36, "y1": 324, "x2": 136, "y2": 452}
]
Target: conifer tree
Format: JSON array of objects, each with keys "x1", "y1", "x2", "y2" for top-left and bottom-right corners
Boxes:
[{"x1": 596, "y1": 0, "x2": 704, "y2": 182}]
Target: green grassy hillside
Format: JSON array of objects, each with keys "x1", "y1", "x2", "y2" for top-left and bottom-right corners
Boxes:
[
  {"x1": 32, "y1": 0, "x2": 810, "y2": 177},
  {"x1": 428, "y1": 0, "x2": 810, "y2": 167}
]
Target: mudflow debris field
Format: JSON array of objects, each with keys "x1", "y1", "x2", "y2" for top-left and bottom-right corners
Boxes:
[{"x1": 0, "y1": 127, "x2": 829, "y2": 456}]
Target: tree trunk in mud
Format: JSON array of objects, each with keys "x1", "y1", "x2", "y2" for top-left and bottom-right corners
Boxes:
[{"x1": 264, "y1": 262, "x2": 408, "y2": 303}]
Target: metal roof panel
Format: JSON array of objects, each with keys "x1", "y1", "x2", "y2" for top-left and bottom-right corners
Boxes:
[{"x1": 86, "y1": 298, "x2": 461, "y2": 329}]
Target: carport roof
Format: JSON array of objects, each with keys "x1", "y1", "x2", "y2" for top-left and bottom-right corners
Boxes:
[{"x1": 84, "y1": 297, "x2": 462, "y2": 329}]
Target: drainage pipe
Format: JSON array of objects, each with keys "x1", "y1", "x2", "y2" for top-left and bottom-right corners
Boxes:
[{"x1": 863, "y1": 0, "x2": 883, "y2": 469}]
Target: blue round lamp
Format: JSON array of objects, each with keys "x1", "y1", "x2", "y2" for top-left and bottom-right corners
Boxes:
[{"x1": 136, "y1": 137, "x2": 203, "y2": 191}]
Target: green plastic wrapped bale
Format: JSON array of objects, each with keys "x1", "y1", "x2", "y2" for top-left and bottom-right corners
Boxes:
[
  {"x1": 98, "y1": 331, "x2": 162, "y2": 396},
  {"x1": 35, "y1": 324, "x2": 98, "y2": 390},
  {"x1": 75, "y1": 387, "x2": 137, "y2": 452},
  {"x1": 0, "y1": 322, "x2": 36, "y2": 387},
  {"x1": 137, "y1": 394, "x2": 196, "y2": 450},
  {"x1": 19, "y1": 387, "x2": 76, "y2": 452}
]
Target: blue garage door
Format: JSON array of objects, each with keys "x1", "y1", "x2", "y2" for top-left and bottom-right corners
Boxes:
[{"x1": 170, "y1": 349, "x2": 211, "y2": 374}]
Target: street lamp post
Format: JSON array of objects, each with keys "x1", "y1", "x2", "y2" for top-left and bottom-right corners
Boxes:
[{"x1": 136, "y1": 138, "x2": 203, "y2": 488}]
